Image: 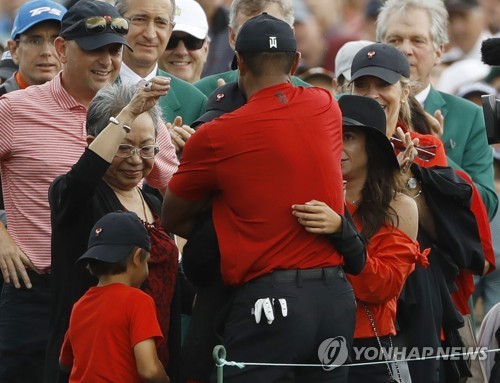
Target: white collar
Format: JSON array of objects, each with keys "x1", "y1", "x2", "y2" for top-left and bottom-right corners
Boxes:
[
  {"x1": 415, "y1": 84, "x2": 431, "y2": 105},
  {"x1": 120, "y1": 62, "x2": 158, "y2": 85}
]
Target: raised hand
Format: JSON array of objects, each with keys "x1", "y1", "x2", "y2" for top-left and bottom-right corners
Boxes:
[{"x1": 128, "y1": 76, "x2": 171, "y2": 116}]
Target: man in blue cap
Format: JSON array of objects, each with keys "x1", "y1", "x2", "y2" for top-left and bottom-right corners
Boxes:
[{"x1": 0, "y1": 0, "x2": 66, "y2": 95}]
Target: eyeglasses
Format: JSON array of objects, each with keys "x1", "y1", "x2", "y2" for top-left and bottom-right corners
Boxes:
[
  {"x1": 127, "y1": 15, "x2": 173, "y2": 30},
  {"x1": 63, "y1": 16, "x2": 129, "y2": 36},
  {"x1": 16, "y1": 36, "x2": 57, "y2": 47},
  {"x1": 115, "y1": 144, "x2": 159, "y2": 159},
  {"x1": 166, "y1": 34, "x2": 205, "y2": 50}
]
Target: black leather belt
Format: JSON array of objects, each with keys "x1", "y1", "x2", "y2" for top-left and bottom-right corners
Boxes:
[{"x1": 255, "y1": 266, "x2": 342, "y2": 283}]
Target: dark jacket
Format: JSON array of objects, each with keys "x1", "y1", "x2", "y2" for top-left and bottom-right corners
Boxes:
[
  {"x1": 0, "y1": 74, "x2": 19, "y2": 97},
  {"x1": 45, "y1": 149, "x2": 182, "y2": 383}
]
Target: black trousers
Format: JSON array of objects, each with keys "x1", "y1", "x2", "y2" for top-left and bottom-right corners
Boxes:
[
  {"x1": 0, "y1": 271, "x2": 51, "y2": 383},
  {"x1": 215, "y1": 267, "x2": 356, "y2": 383}
]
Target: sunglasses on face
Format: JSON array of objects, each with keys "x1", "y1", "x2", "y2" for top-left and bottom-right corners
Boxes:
[
  {"x1": 63, "y1": 16, "x2": 129, "y2": 36},
  {"x1": 166, "y1": 34, "x2": 205, "y2": 50}
]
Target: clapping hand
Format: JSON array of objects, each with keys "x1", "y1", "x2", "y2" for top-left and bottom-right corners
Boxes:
[
  {"x1": 393, "y1": 126, "x2": 418, "y2": 173},
  {"x1": 167, "y1": 116, "x2": 195, "y2": 153}
]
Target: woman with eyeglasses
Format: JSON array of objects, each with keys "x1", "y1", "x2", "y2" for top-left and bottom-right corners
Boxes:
[{"x1": 46, "y1": 79, "x2": 181, "y2": 381}]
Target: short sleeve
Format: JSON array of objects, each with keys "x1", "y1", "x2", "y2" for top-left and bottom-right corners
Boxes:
[
  {"x1": 0, "y1": 97, "x2": 14, "y2": 158},
  {"x1": 129, "y1": 290, "x2": 163, "y2": 348},
  {"x1": 146, "y1": 121, "x2": 179, "y2": 190},
  {"x1": 59, "y1": 330, "x2": 74, "y2": 367},
  {"x1": 168, "y1": 124, "x2": 218, "y2": 200}
]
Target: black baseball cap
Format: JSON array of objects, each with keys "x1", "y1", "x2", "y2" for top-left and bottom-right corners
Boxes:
[
  {"x1": 0, "y1": 51, "x2": 17, "y2": 81},
  {"x1": 235, "y1": 13, "x2": 297, "y2": 54},
  {"x1": 60, "y1": 0, "x2": 132, "y2": 51},
  {"x1": 339, "y1": 95, "x2": 399, "y2": 171},
  {"x1": 445, "y1": 0, "x2": 479, "y2": 12},
  {"x1": 191, "y1": 82, "x2": 247, "y2": 128},
  {"x1": 78, "y1": 211, "x2": 151, "y2": 264},
  {"x1": 351, "y1": 43, "x2": 410, "y2": 85}
]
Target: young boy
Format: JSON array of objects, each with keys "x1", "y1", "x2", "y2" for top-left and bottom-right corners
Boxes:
[{"x1": 59, "y1": 211, "x2": 170, "y2": 383}]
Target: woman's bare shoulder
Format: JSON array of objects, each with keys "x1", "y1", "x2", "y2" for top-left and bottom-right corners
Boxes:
[{"x1": 390, "y1": 192, "x2": 419, "y2": 240}]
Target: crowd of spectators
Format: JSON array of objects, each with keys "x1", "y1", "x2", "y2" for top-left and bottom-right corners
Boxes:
[{"x1": 2, "y1": 0, "x2": 500, "y2": 382}]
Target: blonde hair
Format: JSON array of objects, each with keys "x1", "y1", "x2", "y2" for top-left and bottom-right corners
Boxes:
[{"x1": 398, "y1": 76, "x2": 412, "y2": 129}]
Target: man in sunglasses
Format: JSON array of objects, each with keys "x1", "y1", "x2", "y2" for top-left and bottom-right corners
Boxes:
[
  {"x1": 0, "y1": 1, "x2": 178, "y2": 382},
  {"x1": 159, "y1": 0, "x2": 210, "y2": 84},
  {"x1": 115, "y1": 0, "x2": 207, "y2": 155}
]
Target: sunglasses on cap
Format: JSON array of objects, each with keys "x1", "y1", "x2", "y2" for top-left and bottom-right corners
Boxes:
[
  {"x1": 166, "y1": 34, "x2": 205, "y2": 50},
  {"x1": 63, "y1": 16, "x2": 129, "y2": 36}
]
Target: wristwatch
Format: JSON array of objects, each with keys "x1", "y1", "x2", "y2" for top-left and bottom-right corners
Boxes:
[{"x1": 407, "y1": 177, "x2": 418, "y2": 190}]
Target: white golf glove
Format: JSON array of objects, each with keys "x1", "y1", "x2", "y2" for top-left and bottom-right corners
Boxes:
[{"x1": 253, "y1": 298, "x2": 288, "y2": 324}]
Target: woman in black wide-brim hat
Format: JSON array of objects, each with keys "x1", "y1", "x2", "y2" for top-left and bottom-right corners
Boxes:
[{"x1": 293, "y1": 94, "x2": 428, "y2": 382}]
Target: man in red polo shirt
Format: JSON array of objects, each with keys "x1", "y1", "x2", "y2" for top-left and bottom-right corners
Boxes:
[{"x1": 163, "y1": 13, "x2": 356, "y2": 383}]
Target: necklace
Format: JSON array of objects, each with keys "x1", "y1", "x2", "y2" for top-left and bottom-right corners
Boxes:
[{"x1": 137, "y1": 187, "x2": 149, "y2": 222}]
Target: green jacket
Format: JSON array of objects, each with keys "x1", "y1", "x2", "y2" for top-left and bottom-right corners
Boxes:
[
  {"x1": 424, "y1": 87, "x2": 498, "y2": 219},
  {"x1": 194, "y1": 69, "x2": 310, "y2": 97},
  {"x1": 157, "y1": 69, "x2": 207, "y2": 125},
  {"x1": 118, "y1": 69, "x2": 207, "y2": 126}
]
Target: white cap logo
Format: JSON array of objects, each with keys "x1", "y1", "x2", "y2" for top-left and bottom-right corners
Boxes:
[
  {"x1": 269, "y1": 36, "x2": 277, "y2": 48},
  {"x1": 29, "y1": 7, "x2": 63, "y2": 17}
]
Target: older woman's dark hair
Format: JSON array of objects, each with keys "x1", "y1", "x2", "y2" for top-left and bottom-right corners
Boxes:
[
  {"x1": 86, "y1": 83, "x2": 163, "y2": 137},
  {"x1": 355, "y1": 131, "x2": 399, "y2": 240}
]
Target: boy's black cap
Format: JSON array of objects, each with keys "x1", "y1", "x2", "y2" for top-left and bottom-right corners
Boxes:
[
  {"x1": 351, "y1": 43, "x2": 410, "y2": 85},
  {"x1": 191, "y1": 82, "x2": 246, "y2": 128},
  {"x1": 339, "y1": 95, "x2": 399, "y2": 170},
  {"x1": 78, "y1": 211, "x2": 150, "y2": 264},
  {"x1": 60, "y1": 0, "x2": 132, "y2": 51},
  {"x1": 235, "y1": 13, "x2": 297, "y2": 54}
]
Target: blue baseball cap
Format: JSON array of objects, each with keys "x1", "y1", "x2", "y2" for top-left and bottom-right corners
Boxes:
[{"x1": 11, "y1": 0, "x2": 67, "y2": 40}]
